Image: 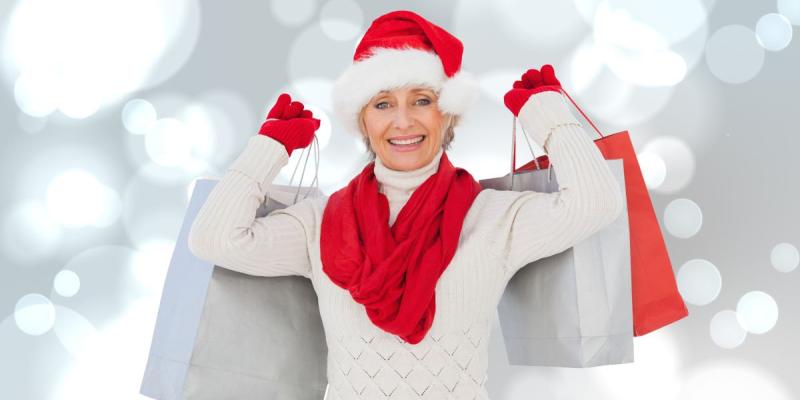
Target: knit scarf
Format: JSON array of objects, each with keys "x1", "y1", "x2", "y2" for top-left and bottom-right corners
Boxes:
[{"x1": 320, "y1": 151, "x2": 482, "y2": 344}]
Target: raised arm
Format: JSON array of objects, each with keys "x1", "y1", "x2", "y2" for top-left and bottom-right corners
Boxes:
[
  {"x1": 495, "y1": 66, "x2": 625, "y2": 277},
  {"x1": 187, "y1": 93, "x2": 321, "y2": 278}
]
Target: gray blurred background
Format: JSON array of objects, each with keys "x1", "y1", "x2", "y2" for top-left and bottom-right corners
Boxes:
[{"x1": 1, "y1": 0, "x2": 799, "y2": 399}]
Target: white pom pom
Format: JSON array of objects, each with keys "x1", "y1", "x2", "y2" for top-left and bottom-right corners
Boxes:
[{"x1": 437, "y1": 70, "x2": 480, "y2": 115}]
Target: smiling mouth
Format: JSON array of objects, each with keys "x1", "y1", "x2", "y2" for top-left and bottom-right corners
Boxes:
[{"x1": 387, "y1": 135, "x2": 425, "y2": 145}]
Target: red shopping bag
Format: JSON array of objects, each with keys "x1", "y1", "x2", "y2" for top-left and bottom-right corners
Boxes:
[{"x1": 516, "y1": 89, "x2": 689, "y2": 336}]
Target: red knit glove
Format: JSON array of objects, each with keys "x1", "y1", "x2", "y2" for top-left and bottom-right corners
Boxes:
[
  {"x1": 258, "y1": 93, "x2": 321, "y2": 157},
  {"x1": 503, "y1": 64, "x2": 563, "y2": 117}
]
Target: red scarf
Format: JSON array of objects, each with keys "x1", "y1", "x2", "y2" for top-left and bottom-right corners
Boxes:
[{"x1": 320, "y1": 151, "x2": 482, "y2": 344}]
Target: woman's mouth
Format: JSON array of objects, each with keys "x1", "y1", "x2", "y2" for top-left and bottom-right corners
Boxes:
[{"x1": 387, "y1": 135, "x2": 425, "y2": 152}]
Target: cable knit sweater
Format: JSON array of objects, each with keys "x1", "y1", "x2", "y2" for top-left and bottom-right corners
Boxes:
[{"x1": 187, "y1": 90, "x2": 625, "y2": 400}]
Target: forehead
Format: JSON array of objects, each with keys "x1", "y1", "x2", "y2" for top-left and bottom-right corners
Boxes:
[{"x1": 375, "y1": 86, "x2": 436, "y2": 96}]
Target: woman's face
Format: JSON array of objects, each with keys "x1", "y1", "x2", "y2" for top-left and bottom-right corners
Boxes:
[{"x1": 361, "y1": 85, "x2": 445, "y2": 171}]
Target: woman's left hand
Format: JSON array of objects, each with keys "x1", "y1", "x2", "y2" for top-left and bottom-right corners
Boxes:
[{"x1": 503, "y1": 64, "x2": 563, "y2": 117}]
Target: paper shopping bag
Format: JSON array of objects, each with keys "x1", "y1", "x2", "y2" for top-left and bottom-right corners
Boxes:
[
  {"x1": 140, "y1": 179, "x2": 328, "y2": 400},
  {"x1": 482, "y1": 159, "x2": 633, "y2": 367},
  {"x1": 515, "y1": 89, "x2": 688, "y2": 336}
]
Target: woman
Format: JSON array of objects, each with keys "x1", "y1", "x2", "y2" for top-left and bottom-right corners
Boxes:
[{"x1": 188, "y1": 10, "x2": 623, "y2": 400}]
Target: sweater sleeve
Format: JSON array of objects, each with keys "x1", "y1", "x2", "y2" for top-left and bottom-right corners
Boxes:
[
  {"x1": 497, "y1": 90, "x2": 625, "y2": 277},
  {"x1": 187, "y1": 134, "x2": 314, "y2": 279}
]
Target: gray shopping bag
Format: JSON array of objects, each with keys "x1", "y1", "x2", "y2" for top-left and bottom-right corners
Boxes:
[
  {"x1": 481, "y1": 158, "x2": 632, "y2": 368},
  {"x1": 140, "y1": 178, "x2": 328, "y2": 399}
]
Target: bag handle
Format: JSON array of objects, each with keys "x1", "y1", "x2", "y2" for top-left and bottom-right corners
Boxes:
[
  {"x1": 509, "y1": 87, "x2": 605, "y2": 188},
  {"x1": 263, "y1": 133, "x2": 321, "y2": 208}
]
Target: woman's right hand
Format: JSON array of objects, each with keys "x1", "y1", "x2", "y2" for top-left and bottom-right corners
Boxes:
[{"x1": 258, "y1": 93, "x2": 321, "y2": 157}]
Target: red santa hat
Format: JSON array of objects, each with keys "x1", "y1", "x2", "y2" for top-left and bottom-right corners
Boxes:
[{"x1": 331, "y1": 10, "x2": 480, "y2": 137}]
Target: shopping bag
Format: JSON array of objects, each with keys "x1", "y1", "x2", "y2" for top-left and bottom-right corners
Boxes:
[
  {"x1": 482, "y1": 158, "x2": 632, "y2": 367},
  {"x1": 514, "y1": 89, "x2": 688, "y2": 336},
  {"x1": 140, "y1": 142, "x2": 329, "y2": 399}
]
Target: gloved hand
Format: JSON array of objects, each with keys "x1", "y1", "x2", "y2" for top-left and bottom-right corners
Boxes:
[
  {"x1": 258, "y1": 93, "x2": 321, "y2": 157},
  {"x1": 503, "y1": 64, "x2": 563, "y2": 117}
]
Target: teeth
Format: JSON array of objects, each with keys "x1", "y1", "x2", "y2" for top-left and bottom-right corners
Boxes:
[{"x1": 389, "y1": 136, "x2": 424, "y2": 145}]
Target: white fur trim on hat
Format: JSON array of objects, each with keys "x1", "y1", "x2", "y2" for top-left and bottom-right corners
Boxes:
[{"x1": 331, "y1": 46, "x2": 480, "y2": 136}]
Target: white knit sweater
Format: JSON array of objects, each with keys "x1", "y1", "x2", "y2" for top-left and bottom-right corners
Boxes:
[{"x1": 188, "y1": 91, "x2": 624, "y2": 400}]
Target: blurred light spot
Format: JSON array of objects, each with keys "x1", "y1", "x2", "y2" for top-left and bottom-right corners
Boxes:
[
  {"x1": 1, "y1": 200, "x2": 62, "y2": 264},
  {"x1": 677, "y1": 258, "x2": 721, "y2": 306},
  {"x1": 573, "y1": 0, "x2": 602, "y2": 25},
  {"x1": 680, "y1": 360, "x2": 793, "y2": 400},
  {"x1": 755, "y1": 13, "x2": 793, "y2": 51},
  {"x1": 594, "y1": 1, "x2": 689, "y2": 86},
  {"x1": 354, "y1": 136, "x2": 367, "y2": 153},
  {"x1": 53, "y1": 305, "x2": 98, "y2": 356},
  {"x1": 144, "y1": 118, "x2": 193, "y2": 167},
  {"x1": 13, "y1": 69, "x2": 58, "y2": 117},
  {"x1": 477, "y1": 70, "x2": 520, "y2": 104},
  {"x1": 17, "y1": 112, "x2": 47, "y2": 134},
  {"x1": 705, "y1": 25, "x2": 765, "y2": 84},
  {"x1": 603, "y1": 0, "x2": 708, "y2": 44},
  {"x1": 778, "y1": 0, "x2": 800, "y2": 25},
  {"x1": 54, "y1": 270, "x2": 81, "y2": 297},
  {"x1": 495, "y1": 0, "x2": 586, "y2": 50},
  {"x1": 122, "y1": 167, "x2": 188, "y2": 247},
  {"x1": 566, "y1": 38, "x2": 605, "y2": 93},
  {"x1": 291, "y1": 77, "x2": 334, "y2": 112},
  {"x1": 14, "y1": 293, "x2": 55, "y2": 336},
  {"x1": 271, "y1": 0, "x2": 315, "y2": 26},
  {"x1": 637, "y1": 151, "x2": 666, "y2": 189},
  {"x1": 770, "y1": 242, "x2": 799, "y2": 273},
  {"x1": 594, "y1": 329, "x2": 682, "y2": 400},
  {"x1": 45, "y1": 169, "x2": 122, "y2": 228},
  {"x1": 131, "y1": 239, "x2": 175, "y2": 293},
  {"x1": 664, "y1": 198, "x2": 702, "y2": 238},
  {"x1": 641, "y1": 136, "x2": 695, "y2": 194},
  {"x1": 122, "y1": 98, "x2": 157, "y2": 135},
  {"x1": 709, "y1": 310, "x2": 746, "y2": 349},
  {"x1": 287, "y1": 25, "x2": 353, "y2": 84},
  {"x1": 319, "y1": 0, "x2": 363, "y2": 41},
  {"x1": 52, "y1": 298, "x2": 160, "y2": 400},
  {"x1": 3, "y1": 0, "x2": 198, "y2": 119},
  {"x1": 736, "y1": 291, "x2": 778, "y2": 334}
]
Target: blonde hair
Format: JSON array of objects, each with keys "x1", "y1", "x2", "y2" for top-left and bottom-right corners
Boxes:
[{"x1": 357, "y1": 106, "x2": 460, "y2": 162}]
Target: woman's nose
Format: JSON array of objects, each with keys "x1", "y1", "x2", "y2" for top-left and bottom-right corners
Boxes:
[{"x1": 392, "y1": 104, "x2": 412, "y2": 129}]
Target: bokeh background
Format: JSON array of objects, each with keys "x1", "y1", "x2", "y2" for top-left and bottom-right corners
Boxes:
[{"x1": 2, "y1": 0, "x2": 799, "y2": 398}]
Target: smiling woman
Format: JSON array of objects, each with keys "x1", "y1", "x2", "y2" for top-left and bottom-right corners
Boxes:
[{"x1": 358, "y1": 85, "x2": 459, "y2": 170}]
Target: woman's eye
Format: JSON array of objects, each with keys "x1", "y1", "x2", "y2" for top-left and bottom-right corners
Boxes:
[
  {"x1": 375, "y1": 101, "x2": 388, "y2": 109},
  {"x1": 417, "y1": 98, "x2": 431, "y2": 106}
]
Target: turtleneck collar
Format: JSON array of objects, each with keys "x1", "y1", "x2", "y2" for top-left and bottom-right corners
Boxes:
[{"x1": 374, "y1": 147, "x2": 444, "y2": 197}]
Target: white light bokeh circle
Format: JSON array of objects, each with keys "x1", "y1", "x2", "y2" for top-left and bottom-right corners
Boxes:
[
  {"x1": 640, "y1": 136, "x2": 696, "y2": 194},
  {"x1": 736, "y1": 291, "x2": 779, "y2": 334},
  {"x1": 319, "y1": 0, "x2": 363, "y2": 41},
  {"x1": 755, "y1": 13, "x2": 793, "y2": 51},
  {"x1": 122, "y1": 98, "x2": 157, "y2": 135},
  {"x1": 477, "y1": 69, "x2": 521, "y2": 105},
  {"x1": 45, "y1": 169, "x2": 122, "y2": 228},
  {"x1": 291, "y1": 77, "x2": 334, "y2": 113},
  {"x1": 53, "y1": 305, "x2": 98, "y2": 357},
  {"x1": 495, "y1": 0, "x2": 587, "y2": 51},
  {"x1": 593, "y1": 1, "x2": 689, "y2": 86},
  {"x1": 131, "y1": 239, "x2": 176, "y2": 294},
  {"x1": 1, "y1": 200, "x2": 62, "y2": 264},
  {"x1": 54, "y1": 270, "x2": 81, "y2": 298},
  {"x1": 122, "y1": 167, "x2": 188, "y2": 249},
  {"x1": 677, "y1": 258, "x2": 721, "y2": 306},
  {"x1": 270, "y1": 0, "x2": 315, "y2": 26},
  {"x1": 664, "y1": 198, "x2": 703, "y2": 238},
  {"x1": 705, "y1": 25, "x2": 765, "y2": 84},
  {"x1": 709, "y1": 310, "x2": 747, "y2": 349},
  {"x1": 3, "y1": 0, "x2": 199, "y2": 119},
  {"x1": 14, "y1": 293, "x2": 55, "y2": 336},
  {"x1": 637, "y1": 151, "x2": 667, "y2": 189},
  {"x1": 770, "y1": 242, "x2": 799, "y2": 273},
  {"x1": 778, "y1": 0, "x2": 800, "y2": 25},
  {"x1": 593, "y1": 329, "x2": 682, "y2": 400},
  {"x1": 144, "y1": 118, "x2": 193, "y2": 167},
  {"x1": 679, "y1": 360, "x2": 793, "y2": 400}
]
